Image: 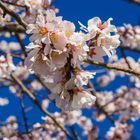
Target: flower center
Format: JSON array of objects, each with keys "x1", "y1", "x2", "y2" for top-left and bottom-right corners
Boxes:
[
  {"x1": 29, "y1": 1, "x2": 37, "y2": 7},
  {"x1": 38, "y1": 27, "x2": 48, "y2": 35},
  {"x1": 98, "y1": 24, "x2": 105, "y2": 30},
  {"x1": 65, "y1": 31, "x2": 73, "y2": 38},
  {"x1": 50, "y1": 32, "x2": 58, "y2": 43}
]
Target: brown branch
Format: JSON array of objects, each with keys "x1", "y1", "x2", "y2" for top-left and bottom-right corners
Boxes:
[
  {"x1": 1, "y1": 0, "x2": 29, "y2": 11},
  {"x1": 10, "y1": 54, "x2": 24, "y2": 60},
  {"x1": 10, "y1": 73, "x2": 73, "y2": 140},
  {"x1": 15, "y1": 33, "x2": 27, "y2": 57},
  {"x1": 85, "y1": 60, "x2": 140, "y2": 76},
  {"x1": 0, "y1": 1, "x2": 27, "y2": 29},
  {"x1": 70, "y1": 125, "x2": 80, "y2": 140},
  {"x1": 120, "y1": 48, "x2": 132, "y2": 69},
  {"x1": 120, "y1": 46, "x2": 140, "y2": 54},
  {"x1": 34, "y1": 75, "x2": 51, "y2": 92},
  {"x1": 0, "y1": 23, "x2": 25, "y2": 33}
]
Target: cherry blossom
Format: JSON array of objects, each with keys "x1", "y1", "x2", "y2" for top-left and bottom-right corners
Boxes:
[{"x1": 0, "y1": 0, "x2": 139, "y2": 139}]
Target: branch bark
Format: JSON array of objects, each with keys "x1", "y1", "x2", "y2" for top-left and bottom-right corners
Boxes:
[
  {"x1": 0, "y1": 24, "x2": 25, "y2": 33},
  {"x1": 0, "y1": 1, "x2": 27, "y2": 29},
  {"x1": 85, "y1": 60, "x2": 140, "y2": 76}
]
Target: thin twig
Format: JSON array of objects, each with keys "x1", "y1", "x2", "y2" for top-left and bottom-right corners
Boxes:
[
  {"x1": 11, "y1": 54, "x2": 24, "y2": 60},
  {"x1": 15, "y1": 33, "x2": 27, "y2": 57},
  {"x1": 19, "y1": 94, "x2": 32, "y2": 139},
  {"x1": 70, "y1": 125, "x2": 80, "y2": 140},
  {"x1": 120, "y1": 48, "x2": 132, "y2": 69}
]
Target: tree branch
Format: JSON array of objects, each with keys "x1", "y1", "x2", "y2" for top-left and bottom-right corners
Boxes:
[
  {"x1": 70, "y1": 125, "x2": 80, "y2": 140},
  {"x1": 10, "y1": 73, "x2": 73, "y2": 140},
  {"x1": 15, "y1": 33, "x2": 27, "y2": 57},
  {"x1": 19, "y1": 94, "x2": 32, "y2": 139},
  {"x1": 0, "y1": 23, "x2": 25, "y2": 33},
  {"x1": 0, "y1": 1, "x2": 27, "y2": 29},
  {"x1": 85, "y1": 60, "x2": 140, "y2": 76},
  {"x1": 1, "y1": 0, "x2": 29, "y2": 11}
]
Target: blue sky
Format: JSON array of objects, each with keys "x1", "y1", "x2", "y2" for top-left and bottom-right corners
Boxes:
[
  {"x1": 0, "y1": 0, "x2": 140, "y2": 139},
  {"x1": 54, "y1": 0, "x2": 140, "y2": 26}
]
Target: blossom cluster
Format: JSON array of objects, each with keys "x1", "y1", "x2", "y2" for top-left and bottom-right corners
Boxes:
[
  {"x1": 24, "y1": 9, "x2": 120, "y2": 111},
  {"x1": 94, "y1": 86, "x2": 140, "y2": 122},
  {"x1": 118, "y1": 24, "x2": 140, "y2": 49},
  {"x1": 0, "y1": 112, "x2": 98, "y2": 140},
  {"x1": 1, "y1": 0, "x2": 140, "y2": 139},
  {"x1": 110, "y1": 55, "x2": 140, "y2": 88},
  {"x1": 106, "y1": 118, "x2": 132, "y2": 140},
  {"x1": 0, "y1": 54, "x2": 29, "y2": 88}
]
